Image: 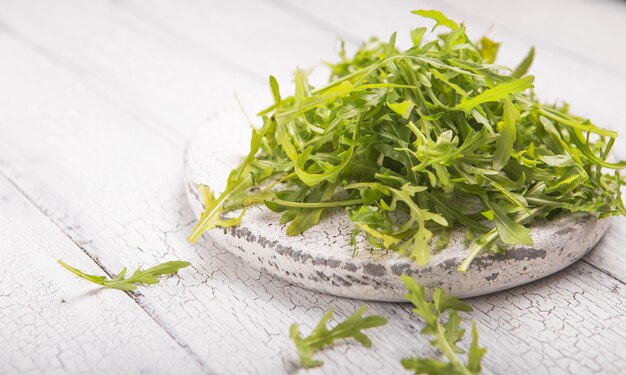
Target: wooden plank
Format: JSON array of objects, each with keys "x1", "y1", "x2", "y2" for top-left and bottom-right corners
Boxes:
[
  {"x1": 437, "y1": 0, "x2": 626, "y2": 76},
  {"x1": 0, "y1": 0, "x2": 342, "y2": 141},
  {"x1": 0, "y1": 0, "x2": 255, "y2": 144},
  {"x1": 469, "y1": 263, "x2": 626, "y2": 374},
  {"x1": 266, "y1": 0, "x2": 626, "y2": 77},
  {"x1": 0, "y1": 176, "x2": 206, "y2": 374},
  {"x1": 584, "y1": 216, "x2": 626, "y2": 282}
]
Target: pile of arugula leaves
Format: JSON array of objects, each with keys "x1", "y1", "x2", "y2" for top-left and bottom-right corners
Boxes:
[{"x1": 189, "y1": 9, "x2": 625, "y2": 271}]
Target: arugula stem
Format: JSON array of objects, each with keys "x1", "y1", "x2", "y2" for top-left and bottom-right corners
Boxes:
[
  {"x1": 260, "y1": 172, "x2": 297, "y2": 193},
  {"x1": 435, "y1": 324, "x2": 473, "y2": 375},
  {"x1": 269, "y1": 197, "x2": 362, "y2": 208}
]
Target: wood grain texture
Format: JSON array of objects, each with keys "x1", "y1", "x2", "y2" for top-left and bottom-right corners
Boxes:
[
  {"x1": 0, "y1": 0, "x2": 341, "y2": 141},
  {"x1": 468, "y1": 263, "x2": 626, "y2": 375},
  {"x1": 0, "y1": 176, "x2": 206, "y2": 374},
  {"x1": 585, "y1": 216, "x2": 626, "y2": 282},
  {"x1": 0, "y1": 0, "x2": 625, "y2": 373}
]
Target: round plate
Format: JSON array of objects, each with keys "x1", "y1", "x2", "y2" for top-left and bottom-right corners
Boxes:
[{"x1": 184, "y1": 109, "x2": 611, "y2": 301}]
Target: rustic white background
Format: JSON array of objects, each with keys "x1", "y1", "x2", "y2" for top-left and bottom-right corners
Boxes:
[{"x1": 1, "y1": 0, "x2": 625, "y2": 374}]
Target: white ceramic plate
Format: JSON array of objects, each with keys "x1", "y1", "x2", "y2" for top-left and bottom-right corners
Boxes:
[{"x1": 184, "y1": 109, "x2": 610, "y2": 301}]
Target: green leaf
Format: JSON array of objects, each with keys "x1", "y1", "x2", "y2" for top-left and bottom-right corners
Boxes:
[
  {"x1": 349, "y1": 205, "x2": 402, "y2": 248},
  {"x1": 432, "y1": 288, "x2": 473, "y2": 314},
  {"x1": 480, "y1": 210, "x2": 494, "y2": 220},
  {"x1": 290, "y1": 305, "x2": 387, "y2": 368},
  {"x1": 439, "y1": 310, "x2": 465, "y2": 353},
  {"x1": 58, "y1": 260, "x2": 106, "y2": 285},
  {"x1": 454, "y1": 76, "x2": 534, "y2": 112},
  {"x1": 412, "y1": 10, "x2": 460, "y2": 31},
  {"x1": 401, "y1": 275, "x2": 437, "y2": 325},
  {"x1": 511, "y1": 47, "x2": 535, "y2": 78},
  {"x1": 539, "y1": 154, "x2": 576, "y2": 167},
  {"x1": 410, "y1": 226, "x2": 433, "y2": 266},
  {"x1": 58, "y1": 260, "x2": 190, "y2": 291},
  {"x1": 269, "y1": 75, "x2": 281, "y2": 107},
  {"x1": 286, "y1": 183, "x2": 337, "y2": 235},
  {"x1": 401, "y1": 357, "x2": 456, "y2": 374},
  {"x1": 491, "y1": 203, "x2": 533, "y2": 246},
  {"x1": 387, "y1": 99, "x2": 414, "y2": 119},
  {"x1": 294, "y1": 68, "x2": 311, "y2": 107},
  {"x1": 493, "y1": 98, "x2": 520, "y2": 170},
  {"x1": 478, "y1": 36, "x2": 500, "y2": 64},
  {"x1": 467, "y1": 321, "x2": 487, "y2": 374},
  {"x1": 410, "y1": 27, "x2": 427, "y2": 47},
  {"x1": 276, "y1": 120, "x2": 298, "y2": 161},
  {"x1": 348, "y1": 206, "x2": 394, "y2": 233},
  {"x1": 187, "y1": 182, "x2": 248, "y2": 243},
  {"x1": 295, "y1": 147, "x2": 353, "y2": 186}
]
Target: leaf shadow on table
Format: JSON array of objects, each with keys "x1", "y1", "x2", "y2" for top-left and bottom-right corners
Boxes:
[{"x1": 63, "y1": 287, "x2": 110, "y2": 303}]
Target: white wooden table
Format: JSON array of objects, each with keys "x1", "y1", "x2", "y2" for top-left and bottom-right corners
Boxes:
[{"x1": 1, "y1": 1, "x2": 625, "y2": 374}]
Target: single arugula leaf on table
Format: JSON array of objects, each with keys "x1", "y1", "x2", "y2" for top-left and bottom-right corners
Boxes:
[
  {"x1": 290, "y1": 305, "x2": 387, "y2": 368},
  {"x1": 401, "y1": 275, "x2": 486, "y2": 375},
  {"x1": 58, "y1": 260, "x2": 190, "y2": 291}
]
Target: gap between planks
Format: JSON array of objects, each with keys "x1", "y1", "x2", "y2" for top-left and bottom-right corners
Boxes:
[{"x1": 0, "y1": 169, "x2": 213, "y2": 373}]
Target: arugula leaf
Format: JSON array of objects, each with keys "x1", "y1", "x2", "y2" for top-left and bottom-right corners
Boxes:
[
  {"x1": 286, "y1": 182, "x2": 337, "y2": 235},
  {"x1": 467, "y1": 321, "x2": 487, "y2": 373},
  {"x1": 295, "y1": 146, "x2": 354, "y2": 186},
  {"x1": 187, "y1": 182, "x2": 248, "y2": 243},
  {"x1": 401, "y1": 358, "x2": 456, "y2": 374},
  {"x1": 401, "y1": 275, "x2": 486, "y2": 375},
  {"x1": 454, "y1": 76, "x2": 535, "y2": 112},
  {"x1": 490, "y1": 202, "x2": 533, "y2": 245},
  {"x1": 412, "y1": 10, "x2": 460, "y2": 31},
  {"x1": 269, "y1": 75, "x2": 281, "y2": 106},
  {"x1": 290, "y1": 305, "x2": 387, "y2": 368},
  {"x1": 388, "y1": 99, "x2": 415, "y2": 119},
  {"x1": 478, "y1": 36, "x2": 501, "y2": 64},
  {"x1": 511, "y1": 47, "x2": 535, "y2": 78},
  {"x1": 493, "y1": 98, "x2": 520, "y2": 170},
  {"x1": 58, "y1": 260, "x2": 190, "y2": 291}
]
